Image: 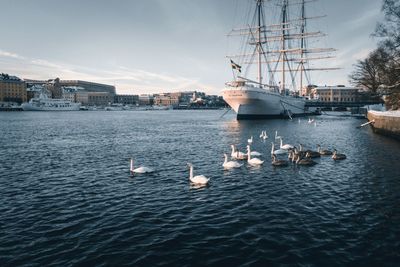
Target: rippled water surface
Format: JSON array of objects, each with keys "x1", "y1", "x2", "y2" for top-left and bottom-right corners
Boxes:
[{"x1": 1, "y1": 110, "x2": 400, "y2": 266}]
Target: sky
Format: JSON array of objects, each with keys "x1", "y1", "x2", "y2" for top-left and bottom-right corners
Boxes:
[{"x1": 0, "y1": 0, "x2": 383, "y2": 95}]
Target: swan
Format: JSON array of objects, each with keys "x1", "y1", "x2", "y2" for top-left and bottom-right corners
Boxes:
[
  {"x1": 332, "y1": 149, "x2": 346, "y2": 160},
  {"x1": 247, "y1": 136, "x2": 253, "y2": 144},
  {"x1": 271, "y1": 142, "x2": 288, "y2": 155},
  {"x1": 223, "y1": 154, "x2": 243, "y2": 169},
  {"x1": 230, "y1": 145, "x2": 247, "y2": 160},
  {"x1": 259, "y1": 131, "x2": 265, "y2": 138},
  {"x1": 187, "y1": 163, "x2": 209, "y2": 185},
  {"x1": 308, "y1": 118, "x2": 315, "y2": 123},
  {"x1": 262, "y1": 131, "x2": 268, "y2": 140},
  {"x1": 275, "y1": 130, "x2": 282, "y2": 140},
  {"x1": 296, "y1": 155, "x2": 317, "y2": 166},
  {"x1": 279, "y1": 137, "x2": 294, "y2": 150},
  {"x1": 271, "y1": 154, "x2": 289, "y2": 167},
  {"x1": 248, "y1": 144, "x2": 262, "y2": 156},
  {"x1": 317, "y1": 144, "x2": 333, "y2": 155},
  {"x1": 130, "y1": 158, "x2": 154, "y2": 174},
  {"x1": 247, "y1": 145, "x2": 264, "y2": 166},
  {"x1": 301, "y1": 145, "x2": 320, "y2": 158}
]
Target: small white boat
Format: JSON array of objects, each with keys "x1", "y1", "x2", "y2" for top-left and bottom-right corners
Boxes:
[{"x1": 21, "y1": 92, "x2": 81, "y2": 111}]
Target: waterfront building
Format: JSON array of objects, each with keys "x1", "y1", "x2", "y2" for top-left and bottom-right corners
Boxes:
[
  {"x1": 25, "y1": 79, "x2": 116, "y2": 98},
  {"x1": 114, "y1": 94, "x2": 139, "y2": 105},
  {"x1": 301, "y1": 85, "x2": 318, "y2": 97},
  {"x1": 62, "y1": 86, "x2": 85, "y2": 103},
  {"x1": 138, "y1": 94, "x2": 154, "y2": 106},
  {"x1": 153, "y1": 93, "x2": 180, "y2": 106},
  {"x1": 312, "y1": 86, "x2": 359, "y2": 102},
  {"x1": 76, "y1": 91, "x2": 114, "y2": 106},
  {"x1": 0, "y1": 73, "x2": 27, "y2": 104},
  {"x1": 59, "y1": 80, "x2": 116, "y2": 94}
]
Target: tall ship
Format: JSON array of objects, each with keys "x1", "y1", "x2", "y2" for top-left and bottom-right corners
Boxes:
[
  {"x1": 222, "y1": 0, "x2": 337, "y2": 119},
  {"x1": 21, "y1": 92, "x2": 81, "y2": 111}
]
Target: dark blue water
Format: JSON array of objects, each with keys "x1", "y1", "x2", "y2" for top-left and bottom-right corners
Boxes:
[{"x1": 1, "y1": 110, "x2": 400, "y2": 266}]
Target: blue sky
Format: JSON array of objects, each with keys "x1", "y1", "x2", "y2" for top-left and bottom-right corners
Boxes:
[{"x1": 0, "y1": 0, "x2": 383, "y2": 95}]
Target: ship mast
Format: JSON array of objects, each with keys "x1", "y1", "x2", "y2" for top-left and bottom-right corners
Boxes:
[
  {"x1": 257, "y1": 0, "x2": 262, "y2": 85},
  {"x1": 281, "y1": 0, "x2": 288, "y2": 94},
  {"x1": 226, "y1": 0, "x2": 339, "y2": 91},
  {"x1": 299, "y1": 0, "x2": 306, "y2": 93}
]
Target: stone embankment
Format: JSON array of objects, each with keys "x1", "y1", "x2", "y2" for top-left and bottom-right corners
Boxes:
[{"x1": 367, "y1": 110, "x2": 400, "y2": 140}]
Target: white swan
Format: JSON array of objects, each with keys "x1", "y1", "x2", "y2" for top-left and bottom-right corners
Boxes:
[
  {"x1": 223, "y1": 154, "x2": 243, "y2": 169},
  {"x1": 130, "y1": 158, "x2": 154, "y2": 174},
  {"x1": 247, "y1": 136, "x2": 253, "y2": 144},
  {"x1": 187, "y1": 163, "x2": 209, "y2": 185},
  {"x1": 271, "y1": 142, "x2": 288, "y2": 155},
  {"x1": 230, "y1": 145, "x2": 247, "y2": 160},
  {"x1": 308, "y1": 118, "x2": 315, "y2": 124},
  {"x1": 248, "y1": 144, "x2": 262, "y2": 156},
  {"x1": 247, "y1": 145, "x2": 264, "y2": 166},
  {"x1": 275, "y1": 130, "x2": 282, "y2": 140},
  {"x1": 262, "y1": 131, "x2": 268, "y2": 140},
  {"x1": 259, "y1": 131, "x2": 264, "y2": 138},
  {"x1": 279, "y1": 137, "x2": 294, "y2": 150}
]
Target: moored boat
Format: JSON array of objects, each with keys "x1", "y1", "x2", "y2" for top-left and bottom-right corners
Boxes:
[{"x1": 21, "y1": 93, "x2": 81, "y2": 111}]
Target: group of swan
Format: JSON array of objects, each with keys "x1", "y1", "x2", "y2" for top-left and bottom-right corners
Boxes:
[
  {"x1": 129, "y1": 128, "x2": 346, "y2": 186},
  {"x1": 130, "y1": 158, "x2": 210, "y2": 186}
]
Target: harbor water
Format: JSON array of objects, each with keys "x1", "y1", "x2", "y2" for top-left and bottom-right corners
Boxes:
[{"x1": 1, "y1": 110, "x2": 400, "y2": 266}]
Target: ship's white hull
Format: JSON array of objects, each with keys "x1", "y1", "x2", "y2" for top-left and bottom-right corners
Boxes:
[
  {"x1": 21, "y1": 102, "x2": 81, "y2": 111},
  {"x1": 223, "y1": 86, "x2": 317, "y2": 119}
]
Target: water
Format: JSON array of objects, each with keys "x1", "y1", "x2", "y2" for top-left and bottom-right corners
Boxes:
[{"x1": 1, "y1": 110, "x2": 399, "y2": 266}]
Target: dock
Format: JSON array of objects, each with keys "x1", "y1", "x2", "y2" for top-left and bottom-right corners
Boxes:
[{"x1": 367, "y1": 110, "x2": 400, "y2": 140}]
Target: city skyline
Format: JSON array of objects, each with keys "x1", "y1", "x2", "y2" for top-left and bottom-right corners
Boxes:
[{"x1": 0, "y1": 0, "x2": 383, "y2": 95}]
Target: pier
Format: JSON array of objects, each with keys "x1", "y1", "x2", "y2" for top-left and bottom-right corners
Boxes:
[{"x1": 305, "y1": 100, "x2": 384, "y2": 108}]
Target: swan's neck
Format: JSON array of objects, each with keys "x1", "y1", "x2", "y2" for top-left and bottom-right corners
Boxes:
[
  {"x1": 247, "y1": 146, "x2": 251, "y2": 161},
  {"x1": 280, "y1": 138, "x2": 283, "y2": 148},
  {"x1": 317, "y1": 146, "x2": 321, "y2": 153},
  {"x1": 224, "y1": 154, "x2": 228, "y2": 164},
  {"x1": 189, "y1": 166, "x2": 193, "y2": 179},
  {"x1": 271, "y1": 143, "x2": 274, "y2": 154},
  {"x1": 299, "y1": 144, "x2": 303, "y2": 151},
  {"x1": 130, "y1": 159, "x2": 134, "y2": 172}
]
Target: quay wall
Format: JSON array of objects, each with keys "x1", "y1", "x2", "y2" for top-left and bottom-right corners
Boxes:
[{"x1": 367, "y1": 110, "x2": 400, "y2": 141}]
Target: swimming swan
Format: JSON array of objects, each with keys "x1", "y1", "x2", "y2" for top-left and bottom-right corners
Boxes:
[
  {"x1": 295, "y1": 155, "x2": 317, "y2": 166},
  {"x1": 271, "y1": 154, "x2": 289, "y2": 166},
  {"x1": 262, "y1": 131, "x2": 268, "y2": 140},
  {"x1": 317, "y1": 144, "x2": 333, "y2": 155},
  {"x1": 275, "y1": 130, "x2": 282, "y2": 140},
  {"x1": 271, "y1": 142, "x2": 288, "y2": 155},
  {"x1": 231, "y1": 145, "x2": 247, "y2": 160},
  {"x1": 223, "y1": 154, "x2": 243, "y2": 169},
  {"x1": 187, "y1": 163, "x2": 209, "y2": 185},
  {"x1": 332, "y1": 149, "x2": 346, "y2": 160},
  {"x1": 247, "y1": 145, "x2": 264, "y2": 166},
  {"x1": 130, "y1": 158, "x2": 154, "y2": 174},
  {"x1": 247, "y1": 136, "x2": 253, "y2": 144},
  {"x1": 279, "y1": 137, "x2": 294, "y2": 150}
]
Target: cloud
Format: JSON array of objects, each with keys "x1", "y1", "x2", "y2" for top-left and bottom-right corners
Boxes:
[
  {"x1": 0, "y1": 48, "x2": 218, "y2": 94},
  {"x1": 0, "y1": 49, "x2": 25, "y2": 60}
]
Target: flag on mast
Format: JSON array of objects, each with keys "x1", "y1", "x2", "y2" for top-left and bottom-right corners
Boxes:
[{"x1": 230, "y1": 59, "x2": 242, "y2": 73}]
